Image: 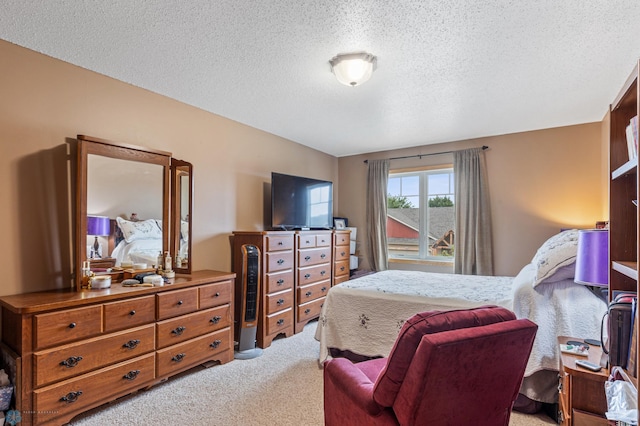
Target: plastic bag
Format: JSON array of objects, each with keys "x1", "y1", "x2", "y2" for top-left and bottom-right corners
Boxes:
[{"x1": 605, "y1": 367, "x2": 638, "y2": 424}]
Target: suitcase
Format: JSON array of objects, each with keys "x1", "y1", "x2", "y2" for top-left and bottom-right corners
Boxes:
[{"x1": 601, "y1": 293, "x2": 636, "y2": 368}]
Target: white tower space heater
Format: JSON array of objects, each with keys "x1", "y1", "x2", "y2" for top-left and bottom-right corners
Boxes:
[{"x1": 234, "y1": 244, "x2": 263, "y2": 360}]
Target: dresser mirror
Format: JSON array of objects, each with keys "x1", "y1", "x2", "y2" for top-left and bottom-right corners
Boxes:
[
  {"x1": 170, "y1": 159, "x2": 192, "y2": 274},
  {"x1": 75, "y1": 134, "x2": 192, "y2": 290}
]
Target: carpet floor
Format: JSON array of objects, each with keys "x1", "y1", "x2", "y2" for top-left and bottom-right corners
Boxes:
[{"x1": 70, "y1": 322, "x2": 556, "y2": 425}]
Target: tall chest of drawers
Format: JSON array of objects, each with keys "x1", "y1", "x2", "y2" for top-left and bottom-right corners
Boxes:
[
  {"x1": 333, "y1": 230, "x2": 351, "y2": 285},
  {"x1": 0, "y1": 270, "x2": 234, "y2": 425},
  {"x1": 232, "y1": 231, "x2": 295, "y2": 349},
  {"x1": 294, "y1": 231, "x2": 333, "y2": 333}
]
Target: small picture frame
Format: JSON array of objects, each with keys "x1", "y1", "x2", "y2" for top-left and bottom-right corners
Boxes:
[{"x1": 334, "y1": 218, "x2": 346, "y2": 230}]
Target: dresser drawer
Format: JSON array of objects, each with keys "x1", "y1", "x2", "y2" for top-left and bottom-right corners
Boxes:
[
  {"x1": 266, "y1": 235, "x2": 293, "y2": 252},
  {"x1": 266, "y1": 270, "x2": 294, "y2": 293},
  {"x1": 156, "y1": 305, "x2": 231, "y2": 349},
  {"x1": 103, "y1": 295, "x2": 155, "y2": 333},
  {"x1": 334, "y1": 274, "x2": 350, "y2": 285},
  {"x1": 315, "y1": 233, "x2": 331, "y2": 247},
  {"x1": 297, "y1": 280, "x2": 330, "y2": 304},
  {"x1": 334, "y1": 245, "x2": 349, "y2": 261},
  {"x1": 297, "y1": 297, "x2": 325, "y2": 322},
  {"x1": 34, "y1": 324, "x2": 155, "y2": 387},
  {"x1": 334, "y1": 232, "x2": 350, "y2": 246},
  {"x1": 298, "y1": 247, "x2": 331, "y2": 267},
  {"x1": 157, "y1": 287, "x2": 198, "y2": 320},
  {"x1": 266, "y1": 250, "x2": 294, "y2": 273},
  {"x1": 297, "y1": 263, "x2": 331, "y2": 285},
  {"x1": 266, "y1": 290, "x2": 294, "y2": 314},
  {"x1": 334, "y1": 259, "x2": 350, "y2": 277},
  {"x1": 34, "y1": 305, "x2": 103, "y2": 350},
  {"x1": 199, "y1": 280, "x2": 233, "y2": 309},
  {"x1": 33, "y1": 353, "x2": 155, "y2": 424},
  {"x1": 266, "y1": 308, "x2": 293, "y2": 336},
  {"x1": 156, "y1": 329, "x2": 231, "y2": 377}
]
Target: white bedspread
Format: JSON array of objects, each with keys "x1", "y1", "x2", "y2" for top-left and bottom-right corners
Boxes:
[
  {"x1": 316, "y1": 265, "x2": 607, "y2": 387},
  {"x1": 315, "y1": 269, "x2": 514, "y2": 362},
  {"x1": 512, "y1": 263, "x2": 607, "y2": 377}
]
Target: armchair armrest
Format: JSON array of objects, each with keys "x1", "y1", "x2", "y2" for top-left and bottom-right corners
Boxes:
[{"x1": 324, "y1": 358, "x2": 384, "y2": 416}]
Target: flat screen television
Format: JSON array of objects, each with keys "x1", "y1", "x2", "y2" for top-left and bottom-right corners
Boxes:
[{"x1": 271, "y1": 172, "x2": 333, "y2": 230}]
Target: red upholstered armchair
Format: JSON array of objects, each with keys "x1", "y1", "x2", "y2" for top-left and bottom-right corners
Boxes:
[{"x1": 323, "y1": 306, "x2": 537, "y2": 426}]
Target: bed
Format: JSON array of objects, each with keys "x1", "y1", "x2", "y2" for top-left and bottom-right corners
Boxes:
[
  {"x1": 108, "y1": 216, "x2": 189, "y2": 267},
  {"x1": 315, "y1": 229, "x2": 608, "y2": 406}
]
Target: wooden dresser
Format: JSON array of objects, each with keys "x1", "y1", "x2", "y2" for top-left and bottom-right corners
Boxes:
[
  {"x1": 232, "y1": 231, "x2": 295, "y2": 348},
  {"x1": 294, "y1": 230, "x2": 333, "y2": 333},
  {"x1": 0, "y1": 270, "x2": 234, "y2": 425},
  {"x1": 333, "y1": 230, "x2": 351, "y2": 285}
]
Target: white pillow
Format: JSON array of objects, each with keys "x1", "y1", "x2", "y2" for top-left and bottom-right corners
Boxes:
[
  {"x1": 116, "y1": 217, "x2": 162, "y2": 243},
  {"x1": 531, "y1": 229, "x2": 579, "y2": 287},
  {"x1": 181, "y1": 220, "x2": 189, "y2": 242}
]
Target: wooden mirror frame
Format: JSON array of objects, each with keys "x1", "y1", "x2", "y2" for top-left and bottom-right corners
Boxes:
[
  {"x1": 75, "y1": 135, "x2": 171, "y2": 290},
  {"x1": 170, "y1": 159, "x2": 193, "y2": 274}
]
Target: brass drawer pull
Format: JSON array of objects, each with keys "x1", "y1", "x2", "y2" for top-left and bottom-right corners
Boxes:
[
  {"x1": 172, "y1": 353, "x2": 186, "y2": 363},
  {"x1": 171, "y1": 326, "x2": 186, "y2": 335},
  {"x1": 60, "y1": 356, "x2": 83, "y2": 368},
  {"x1": 60, "y1": 390, "x2": 83, "y2": 403},
  {"x1": 214, "y1": 292, "x2": 220, "y2": 297},
  {"x1": 68, "y1": 322, "x2": 76, "y2": 329},
  {"x1": 305, "y1": 291, "x2": 312, "y2": 297},
  {"x1": 210, "y1": 316, "x2": 222, "y2": 324},
  {"x1": 129, "y1": 310, "x2": 136, "y2": 316},
  {"x1": 123, "y1": 339, "x2": 140, "y2": 350},
  {"x1": 123, "y1": 370, "x2": 140, "y2": 381},
  {"x1": 277, "y1": 299, "x2": 285, "y2": 306},
  {"x1": 277, "y1": 319, "x2": 285, "y2": 326},
  {"x1": 210, "y1": 340, "x2": 222, "y2": 349},
  {"x1": 177, "y1": 300, "x2": 183, "y2": 305}
]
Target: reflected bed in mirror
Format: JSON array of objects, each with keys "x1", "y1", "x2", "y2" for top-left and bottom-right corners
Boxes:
[{"x1": 76, "y1": 135, "x2": 193, "y2": 290}]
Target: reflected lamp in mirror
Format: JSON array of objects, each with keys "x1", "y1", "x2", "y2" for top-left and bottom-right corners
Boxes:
[
  {"x1": 87, "y1": 215, "x2": 110, "y2": 259},
  {"x1": 574, "y1": 229, "x2": 609, "y2": 287}
]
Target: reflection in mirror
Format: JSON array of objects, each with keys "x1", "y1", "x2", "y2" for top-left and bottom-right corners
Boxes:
[
  {"x1": 171, "y1": 160, "x2": 192, "y2": 274},
  {"x1": 87, "y1": 155, "x2": 164, "y2": 264},
  {"x1": 76, "y1": 135, "x2": 171, "y2": 290}
]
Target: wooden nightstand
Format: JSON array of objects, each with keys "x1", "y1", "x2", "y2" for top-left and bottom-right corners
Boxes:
[
  {"x1": 558, "y1": 336, "x2": 609, "y2": 425},
  {"x1": 88, "y1": 257, "x2": 116, "y2": 269}
]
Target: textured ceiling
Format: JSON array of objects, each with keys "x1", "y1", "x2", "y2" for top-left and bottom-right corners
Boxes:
[{"x1": 2, "y1": 1, "x2": 640, "y2": 157}]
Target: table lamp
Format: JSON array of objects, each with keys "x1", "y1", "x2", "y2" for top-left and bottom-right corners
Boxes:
[
  {"x1": 574, "y1": 229, "x2": 609, "y2": 287},
  {"x1": 87, "y1": 215, "x2": 110, "y2": 259}
]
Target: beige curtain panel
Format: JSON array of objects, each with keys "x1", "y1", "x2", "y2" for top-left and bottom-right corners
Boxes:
[
  {"x1": 365, "y1": 159, "x2": 390, "y2": 271},
  {"x1": 454, "y1": 147, "x2": 493, "y2": 275}
]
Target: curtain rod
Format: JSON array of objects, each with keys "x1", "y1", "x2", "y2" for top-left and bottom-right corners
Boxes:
[{"x1": 363, "y1": 145, "x2": 488, "y2": 164}]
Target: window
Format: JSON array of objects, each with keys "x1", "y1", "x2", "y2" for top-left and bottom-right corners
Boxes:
[{"x1": 387, "y1": 167, "x2": 455, "y2": 261}]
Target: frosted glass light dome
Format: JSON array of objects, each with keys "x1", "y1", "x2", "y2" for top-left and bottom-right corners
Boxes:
[{"x1": 329, "y1": 52, "x2": 377, "y2": 87}]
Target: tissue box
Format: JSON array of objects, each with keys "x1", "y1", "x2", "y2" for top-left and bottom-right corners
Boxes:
[{"x1": 0, "y1": 385, "x2": 13, "y2": 411}]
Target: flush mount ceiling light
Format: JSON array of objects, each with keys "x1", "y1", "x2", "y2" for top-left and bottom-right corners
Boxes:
[{"x1": 329, "y1": 52, "x2": 377, "y2": 87}]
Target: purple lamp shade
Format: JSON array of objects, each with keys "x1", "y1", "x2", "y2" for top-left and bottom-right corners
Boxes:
[
  {"x1": 574, "y1": 229, "x2": 609, "y2": 287},
  {"x1": 87, "y1": 216, "x2": 110, "y2": 236}
]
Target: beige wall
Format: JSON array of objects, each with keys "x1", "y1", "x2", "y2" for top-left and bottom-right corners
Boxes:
[
  {"x1": 0, "y1": 39, "x2": 609, "y2": 297},
  {"x1": 0, "y1": 40, "x2": 338, "y2": 296},
  {"x1": 338, "y1": 121, "x2": 606, "y2": 276}
]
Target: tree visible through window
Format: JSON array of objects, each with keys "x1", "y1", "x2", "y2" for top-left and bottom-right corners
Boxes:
[{"x1": 386, "y1": 168, "x2": 455, "y2": 261}]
